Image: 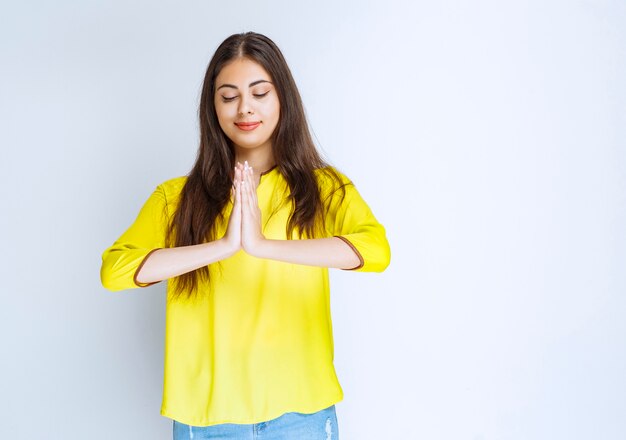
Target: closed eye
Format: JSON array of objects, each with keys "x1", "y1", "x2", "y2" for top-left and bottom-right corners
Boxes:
[{"x1": 221, "y1": 91, "x2": 270, "y2": 103}]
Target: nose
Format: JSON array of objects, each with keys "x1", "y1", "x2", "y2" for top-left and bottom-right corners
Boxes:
[{"x1": 237, "y1": 95, "x2": 254, "y2": 116}]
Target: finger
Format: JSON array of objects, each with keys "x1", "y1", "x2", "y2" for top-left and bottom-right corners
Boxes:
[
  {"x1": 241, "y1": 162, "x2": 248, "y2": 185},
  {"x1": 244, "y1": 167, "x2": 256, "y2": 212},
  {"x1": 248, "y1": 167, "x2": 256, "y2": 187},
  {"x1": 244, "y1": 165, "x2": 252, "y2": 190},
  {"x1": 241, "y1": 177, "x2": 248, "y2": 211},
  {"x1": 252, "y1": 168, "x2": 258, "y2": 201},
  {"x1": 234, "y1": 169, "x2": 241, "y2": 207},
  {"x1": 238, "y1": 168, "x2": 245, "y2": 193},
  {"x1": 235, "y1": 175, "x2": 242, "y2": 217},
  {"x1": 248, "y1": 166, "x2": 259, "y2": 207}
]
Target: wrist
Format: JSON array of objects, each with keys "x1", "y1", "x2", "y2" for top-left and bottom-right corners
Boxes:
[
  {"x1": 245, "y1": 236, "x2": 268, "y2": 258},
  {"x1": 218, "y1": 237, "x2": 241, "y2": 257}
]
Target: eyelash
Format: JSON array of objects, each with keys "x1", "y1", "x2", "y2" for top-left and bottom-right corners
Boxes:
[{"x1": 222, "y1": 92, "x2": 269, "y2": 102}]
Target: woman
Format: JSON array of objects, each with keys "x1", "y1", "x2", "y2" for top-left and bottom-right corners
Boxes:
[{"x1": 101, "y1": 31, "x2": 391, "y2": 439}]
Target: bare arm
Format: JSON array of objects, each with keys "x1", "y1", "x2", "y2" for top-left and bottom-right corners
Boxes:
[
  {"x1": 134, "y1": 239, "x2": 238, "y2": 284},
  {"x1": 251, "y1": 236, "x2": 362, "y2": 270}
]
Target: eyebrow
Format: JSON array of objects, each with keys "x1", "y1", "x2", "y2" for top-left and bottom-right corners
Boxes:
[{"x1": 216, "y1": 79, "x2": 273, "y2": 91}]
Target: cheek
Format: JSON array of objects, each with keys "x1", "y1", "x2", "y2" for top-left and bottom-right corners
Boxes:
[
  {"x1": 215, "y1": 105, "x2": 234, "y2": 129},
  {"x1": 265, "y1": 99, "x2": 280, "y2": 123}
]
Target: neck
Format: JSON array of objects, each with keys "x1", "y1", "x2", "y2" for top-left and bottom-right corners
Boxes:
[{"x1": 234, "y1": 146, "x2": 276, "y2": 174}]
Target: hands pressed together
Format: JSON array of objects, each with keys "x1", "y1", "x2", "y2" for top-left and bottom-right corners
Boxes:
[
  {"x1": 223, "y1": 161, "x2": 266, "y2": 256},
  {"x1": 218, "y1": 160, "x2": 364, "y2": 269}
]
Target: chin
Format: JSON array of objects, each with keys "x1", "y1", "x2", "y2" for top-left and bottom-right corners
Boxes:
[{"x1": 234, "y1": 137, "x2": 271, "y2": 149}]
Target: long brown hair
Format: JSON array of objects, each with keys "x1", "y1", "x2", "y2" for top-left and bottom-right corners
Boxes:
[{"x1": 166, "y1": 31, "x2": 348, "y2": 299}]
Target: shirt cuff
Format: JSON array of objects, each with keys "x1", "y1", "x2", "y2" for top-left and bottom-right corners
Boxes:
[
  {"x1": 333, "y1": 236, "x2": 364, "y2": 270},
  {"x1": 133, "y1": 248, "x2": 163, "y2": 287}
]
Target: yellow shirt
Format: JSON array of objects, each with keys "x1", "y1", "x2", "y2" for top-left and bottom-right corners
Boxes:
[{"x1": 100, "y1": 166, "x2": 391, "y2": 426}]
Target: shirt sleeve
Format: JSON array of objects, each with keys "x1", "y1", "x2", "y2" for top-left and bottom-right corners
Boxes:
[
  {"x1": 324, "y1": 174, "x2": 391, "y2": 272},
  {"x1": 100, "y1": 184, "x2": 168, "y2": 291}
]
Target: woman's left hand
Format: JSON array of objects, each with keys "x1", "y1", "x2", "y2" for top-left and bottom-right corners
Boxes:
[{"x1": 238, "y1": 161, "x2": 266, "y2": 256}]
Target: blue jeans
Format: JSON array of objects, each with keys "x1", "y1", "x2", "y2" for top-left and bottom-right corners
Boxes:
[{"x1": 172, "y1": 404, "x2": 339, "y2": 440}]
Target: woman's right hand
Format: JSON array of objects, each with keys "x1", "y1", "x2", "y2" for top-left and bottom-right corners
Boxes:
[{"x1": 222, "y1": 165, "x2": 243, "y2": 253}]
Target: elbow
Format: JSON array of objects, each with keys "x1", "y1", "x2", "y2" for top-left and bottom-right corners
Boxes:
[
  {"x1": 371, "y1": 242, "x2": 391, "y2": 273},
  {"x1": 100, "y1": 264, "x2": 123, "y2": 292},
  {"x1": 100, "y1": 248, "x2": 162, "y2": 291},
  {"x1": 100, "y1": 251, "x2": 129, "y2": 292},
  {"x1": 364, "y1": 227, "x2": 391, "y2": 273},
  {"x1": 365, "y1": 235, "x2": 391, "y2": 272},
  {"x1": 351, "y1": 244, "x2": 391, "y2": 273},
  {"x1": 379, "y1": 245, "x2": 392, "y2": 272},
  {"x1": 100, "y1": 249, "x2": 120, "y2": 291}
]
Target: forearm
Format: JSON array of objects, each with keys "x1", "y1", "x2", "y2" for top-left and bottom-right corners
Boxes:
[
  {"x1": 253, "y1": 236, "x2": 362, "y2": 269},
  {"x1": 135, "y1": 239, "x2": 237, "y2": 284}
]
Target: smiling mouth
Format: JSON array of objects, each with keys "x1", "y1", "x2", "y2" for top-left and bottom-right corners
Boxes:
[{"x1": 234, "y1": 121, "x2": 261, "y2": 131}]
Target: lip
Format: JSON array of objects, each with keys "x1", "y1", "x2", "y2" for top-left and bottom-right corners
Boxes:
[{"x1": 235, "y1": 121, "x2": 261, "y2": 131}]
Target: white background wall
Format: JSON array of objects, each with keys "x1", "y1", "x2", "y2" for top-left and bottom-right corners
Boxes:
[{"x1": 1, "y1": 1, "x2": 624, "y2": 439}]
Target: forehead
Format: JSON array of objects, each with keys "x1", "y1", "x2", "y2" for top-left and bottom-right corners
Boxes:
[{"x1": 215, "y1": 57, "x2": 272, "y2": 86}]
